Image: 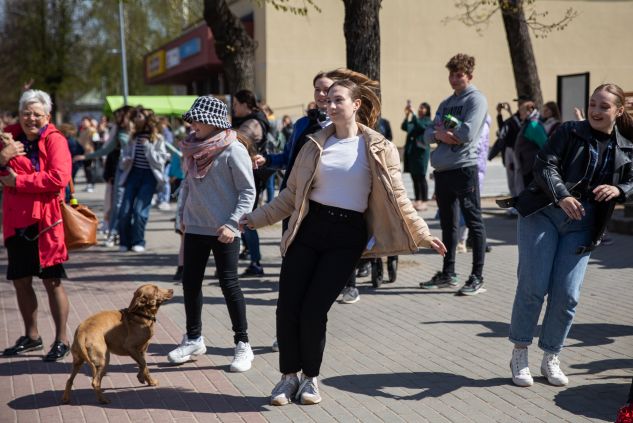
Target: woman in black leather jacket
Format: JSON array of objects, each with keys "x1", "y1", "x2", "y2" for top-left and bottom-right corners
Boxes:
[{"x1": 508, "y1": 83, "x2": 633, "y2": 388}]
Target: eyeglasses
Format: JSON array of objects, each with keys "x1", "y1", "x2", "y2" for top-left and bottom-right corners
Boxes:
[{"x1": 21, "y1": 112, "x2": 47, "y2": 120}]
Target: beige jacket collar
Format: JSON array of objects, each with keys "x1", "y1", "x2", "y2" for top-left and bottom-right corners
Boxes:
[{"x1": 305, "y1": 122, "x2": 387, "y2": 151}]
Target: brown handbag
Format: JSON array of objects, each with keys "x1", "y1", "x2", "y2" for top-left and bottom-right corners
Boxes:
[{"x1": 61, "y1": 179, "x2": 98, "y2": 250}]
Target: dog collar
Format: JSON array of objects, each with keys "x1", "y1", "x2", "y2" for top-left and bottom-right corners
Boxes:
[{"x1": 121, "y1": 308, "x2": 156, "y2": 322}]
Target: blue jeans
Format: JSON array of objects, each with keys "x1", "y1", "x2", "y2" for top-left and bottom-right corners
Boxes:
[
  {"x1": 243, "y1": 227, "x2": 261, "y2": 263},
  {"x1": 157, "y1": 165, "x2": 171, "y2": 204},
  {"x1": 509, "y1": 202, "x2": 594, "y2": 354},
  {"x1": 108, "y1": 166, "x2": 125, "y2": 237},
  {"x1": 118, "y1": 168, "x2": 157, "y2": 248},
  {"x1": 266, "y1": 174, "x2": 275, "y2": 203}
]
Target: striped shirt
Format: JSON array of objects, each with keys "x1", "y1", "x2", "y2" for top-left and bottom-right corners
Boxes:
[{"x1": 132, "y1": 136, "x2": 151, "y2": 169}]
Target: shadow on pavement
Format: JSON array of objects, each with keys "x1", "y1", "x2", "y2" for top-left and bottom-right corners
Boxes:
[
  {"x1": 568, "y1": 358, "x2": 633, "y2": 376},
  {"x1": 8, "y1": 387, "x2": 268, "y2": 413},
  {"x1": 424, "y1": 320, "x2": 633, "y2": 348},
  {"x1": 167, "y1": 294, "x2": 277, "y2": 307},
  {"x1": 0, "y1": 356, "x2": 224, "y2": 377},
  {"x1": 322, "y1": 372, "x2": 506, "y2": 400},
  {"x1": 554, "y1": 382, "x2": 627, "y2": 422}
]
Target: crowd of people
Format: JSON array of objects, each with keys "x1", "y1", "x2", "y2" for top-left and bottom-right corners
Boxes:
[{"x1": 1, "y1": 51, "x2": 632, "y2": 412}]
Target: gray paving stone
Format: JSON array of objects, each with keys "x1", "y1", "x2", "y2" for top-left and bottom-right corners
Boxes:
[{"x1": 1, "y1": 181, "x2": 631, "y2": 422}]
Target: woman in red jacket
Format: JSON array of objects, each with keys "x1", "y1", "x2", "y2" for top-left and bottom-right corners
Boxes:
[{"x1": 0, "y1": 89, "x2": 72, "y2": 361}]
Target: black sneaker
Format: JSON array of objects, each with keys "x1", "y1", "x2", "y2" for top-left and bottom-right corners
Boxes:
[
  {"x1": 419, "y1": 272, "x2": 459, "y2": 289},
  {"x1": 242, "y1": 263, "x2": 264, "y2": 277},
  {"x1": 3, "y1": 336, "x2": 43, "y2": 356},
  {"x1": 43, "y1": 340, "x2": 70, "y2": 362},
  {"x1": 356, "y1": 261, "x2": 371, "y2": 278},
  {"x1": 458, "y1": 275, "x2": 485, "y2": 296},
  {"x1": 173, "y1": 266, "x2": 183, "y2": 281},
  {"x1": 386, "y1": 257, "x2": 398, "y2": 283},
  {"x1": 239, "y1": 249, "x2": 250, "y2": 260}
]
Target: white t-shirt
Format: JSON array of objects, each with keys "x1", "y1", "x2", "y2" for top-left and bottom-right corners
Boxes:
[{"x1": 309, "y1": 134, "x2": 371, "y2": 213}]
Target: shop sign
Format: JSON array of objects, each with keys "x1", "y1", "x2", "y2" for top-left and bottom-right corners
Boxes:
[
  {"x1": 166, "y1": 47, "x2": 180, "y2": 69},
  {"x1": 146, "y1": 50, "x2": 166, "y2": 78},
  {"x1": 179, "y1": 37, "x2": 201, "y2": 60}
]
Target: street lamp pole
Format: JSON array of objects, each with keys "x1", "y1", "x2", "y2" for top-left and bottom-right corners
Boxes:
[{"x1": 118, "y1": 0, "x2": 129, "y2": 105}]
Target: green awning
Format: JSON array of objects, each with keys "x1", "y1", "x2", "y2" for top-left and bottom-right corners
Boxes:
[{"x1": 104, "y1": 96, "x2": 199, "y2": 116}]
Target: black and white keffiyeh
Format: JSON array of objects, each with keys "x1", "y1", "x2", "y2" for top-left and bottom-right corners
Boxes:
[{"x1": 183, "y1": 96, "x2": 231, "y2": 129}]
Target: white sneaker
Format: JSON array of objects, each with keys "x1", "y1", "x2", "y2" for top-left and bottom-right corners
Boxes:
[
  {"x1": 456, "y1": 241, "x2": 467, "y2": 253},
  {"x1": 296, "y1": 374, "x2": 321, "y2": 405},
  {"x1": 510, "y1": 348, "x2": 533, "y2": 387},
  {"x1": 104, "y1": 237, "x2": 116, "y2": 248},
  {"x1": 271, "y1": 338, "x2": 279, "y2": 352},
  {"x1": 270, "y1": 373, "x2": 300, "y2": 406},
  {"x1": 229, "y1": 341, "x2": 254, "y2": 372},
  {"x1": 131, "y1": 245, "x2": 145, "y2": 252},
  {"x1": 157, "y1": 202, "x2": 171, "y2": 211},
  {"x1": 167, "y1": 335, "x2": 207, "y2": 364},
  {"x1": 541, "y1": 353, "x2": 568, "y2": 386}
]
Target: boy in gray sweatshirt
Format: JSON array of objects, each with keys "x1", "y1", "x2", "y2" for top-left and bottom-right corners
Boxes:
[{"x1": 421, "y1": 53, "x2": 488, "y2": 296}]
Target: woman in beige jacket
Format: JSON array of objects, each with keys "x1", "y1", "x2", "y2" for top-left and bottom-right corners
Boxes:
[{"x1": 240, "y1": 77, "x2": 446, "y2": 407}]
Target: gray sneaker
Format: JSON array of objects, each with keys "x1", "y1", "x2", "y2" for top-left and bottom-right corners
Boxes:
[
  {"x1": 270, "y1": 373, "x2": 300, "y2": 406},
  {"x1": 419, "y1": 272, "x2": 459, "y2": 289},
  {"x1": 458, "y1": 275, "x2": 485, "y2": 296},
  {"x1": 296, "y1": 375, "x2": 321, "y2": 405},
  {"x1": 341, "y1": 287, "x2": 360, "y2": 304}
]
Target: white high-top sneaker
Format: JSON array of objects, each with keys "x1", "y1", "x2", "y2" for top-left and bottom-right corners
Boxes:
[
  {"x1": 229, "y1": 341, "x2": 254, "y2": 372},
  {"x1": 510, "y1": 348, "x2": 534, "y2": 387},
  {"x1": 541, "y1": 353, "x2": 569, "y2": 386}
]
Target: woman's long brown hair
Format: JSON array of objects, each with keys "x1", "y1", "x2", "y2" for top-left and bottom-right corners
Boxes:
[{"x1": 328, "y1": 79, "x2": 381, "y2": 129}]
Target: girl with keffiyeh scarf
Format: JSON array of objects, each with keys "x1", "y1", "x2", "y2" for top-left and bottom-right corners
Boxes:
[{"x1": 167, "y1": 96, "x2": 257, "y2": 373}]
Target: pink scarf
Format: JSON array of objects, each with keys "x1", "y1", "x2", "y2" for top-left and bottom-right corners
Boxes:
[{"x1": 180, "y1": 129, "x2": 236, "y2": 178}]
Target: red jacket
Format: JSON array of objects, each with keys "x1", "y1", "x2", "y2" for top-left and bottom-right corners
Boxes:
[{"x1": 2, "y1": 123, "x2": 72, "y2": 268}]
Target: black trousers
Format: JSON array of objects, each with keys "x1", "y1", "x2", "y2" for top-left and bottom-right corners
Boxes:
[
  {"x1": 182, "y1": 233, "x2": 248, "y2": 344},
  {"x1": 83, "y1": 160, "x2": 95, "y2": 184},
  {"x1": 277, "y1": 202, "x2": 367, "y2": 377},
  {"x1": 434, "y1": 165, "x2": 486, "y2": 277},
  {"x1": 411, "y1": 173, "x2": 428, "y2": 202}
]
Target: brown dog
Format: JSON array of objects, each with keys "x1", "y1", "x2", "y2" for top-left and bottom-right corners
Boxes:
[{"x1": 62, "y1": 284, "x2": 174, "y2": 404}]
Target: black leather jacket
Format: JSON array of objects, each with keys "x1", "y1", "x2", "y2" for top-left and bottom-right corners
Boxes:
[{"x1": 515, "y1": 120, "x2": 633, "y2": 253}]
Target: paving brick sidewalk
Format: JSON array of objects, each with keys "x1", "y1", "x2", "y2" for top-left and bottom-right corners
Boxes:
[{"x1": 1, "y1": 184, "x2": 632, "y2": 422}]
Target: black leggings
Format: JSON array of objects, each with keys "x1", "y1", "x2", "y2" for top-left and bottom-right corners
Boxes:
[
  {"x1": 182, "y1": 233, "x2": 248, "y2": 344},
  {"x1": 277, "y1": 202, "x2": 367, "y2": 377},
  {"x1": 411, "y1": 173, "x2": 428, "y2": 202}
]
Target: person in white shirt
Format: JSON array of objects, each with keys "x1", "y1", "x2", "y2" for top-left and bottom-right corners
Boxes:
[{"x1": 240, "y1": 76, "x2": 446, "y2": 407}]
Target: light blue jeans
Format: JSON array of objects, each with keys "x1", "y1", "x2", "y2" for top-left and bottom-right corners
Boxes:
[
  {"x1": 118, "y1": 168, "x2": 157, "y2": 248},
  {"x1": 509, "y1": 202, "x2": 594, "y2": 354}
]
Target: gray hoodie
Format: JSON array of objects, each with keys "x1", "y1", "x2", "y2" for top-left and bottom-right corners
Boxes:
[
  {"x1": 178, "y1": 141, "x2": 255, "y2": 236},
  {"x1": 424, "y1": 84, "x2": 488, "y2": 172}
]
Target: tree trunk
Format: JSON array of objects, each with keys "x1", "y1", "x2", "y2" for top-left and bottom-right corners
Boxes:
[
  {"x1": 499, "y1": 0, "x2": 543, "y2": 108},
  {"x1": 203, "y1": 0, "x2": 256, "y2": 94},
  {"x1": 342, "y1": 0, "x2": 381, "y2": 84}
]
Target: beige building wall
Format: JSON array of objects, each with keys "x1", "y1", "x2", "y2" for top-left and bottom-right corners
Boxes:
[{"x1": 253, "y1": 0, "x2": 633, "y2": 146}]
